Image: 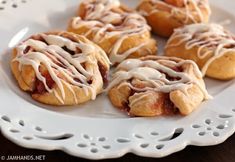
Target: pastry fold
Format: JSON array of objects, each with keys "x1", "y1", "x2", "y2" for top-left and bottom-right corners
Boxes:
[
  {"x1": 108, "y1": 56, "x2": 210, "y2": 117},
  {"x1": 137, "y1": 0, "x2": 211, "y2": 37},
  {"x1": 68, "y1": 0, "x2": 157, "y2": 64},
  {"x1": 11, "y1": 31, "x2": 110, "y2": 105},
  {"x1": 165, "y1": 23, "x2": 235, "y2": 80}
]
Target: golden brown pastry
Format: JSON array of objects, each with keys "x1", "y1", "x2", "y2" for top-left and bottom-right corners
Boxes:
[
  {"x1": 108, "y1": 56, "x2": 210, "y2": 117},
  {"x1": 11, "y1": 31, "x2": 110, "y2": 106},
  {"x1": 137, "y1": 0, "x2": 211, "y2": 37},
  {"x1": 165, "y1": 23, "x2": 235, "y2": 80},
  {"x1": 67, "y1": 0, "x2": 157, "y2": 64}
]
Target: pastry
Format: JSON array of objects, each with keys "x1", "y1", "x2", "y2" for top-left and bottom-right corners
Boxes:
[
  {"x1": 108, "y1": 56, "x2": 210, "y2": 117},
  {"x1": 67, "y1": 0, "x2": 157, "y2": 64},
  {"x1": 165, "y1": 23, "x2": 235, "y2": 80},
  {"x1": 11, "y1": 31, "x2": 110, "y2": 106},
  {"x1": 137, "y1": 0, "x2": 211, "y2": 37}
]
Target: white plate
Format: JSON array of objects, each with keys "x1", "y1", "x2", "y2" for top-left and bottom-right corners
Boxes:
[{"x1": 0, "y1": 0, "x2": 235, "y2": 160}]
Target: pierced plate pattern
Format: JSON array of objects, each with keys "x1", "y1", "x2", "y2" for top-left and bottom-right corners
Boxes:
[{"x1": 0, "y1": 0, "x2": 29, "y2": 10}]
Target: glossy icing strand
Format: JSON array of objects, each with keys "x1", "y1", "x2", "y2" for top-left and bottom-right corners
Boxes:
[
  {"x1": 166, "y1": 23, "x2": 235, "y2": 75},
  {"x1": 108, "y1": 57, "x2": 210, "y2": 99},
  {"x1": 71, "y1": 0, "x2": 151, "y2": 63},
  {"x1": 13, "y1": 33, "x2": 108, "y2": 104}
]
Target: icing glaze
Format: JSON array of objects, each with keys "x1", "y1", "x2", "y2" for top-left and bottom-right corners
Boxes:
[
  {"x1": 13, "y1": 33, "x2": 109, "y2": 104},
  {"x1": 139, "y1": 0, "x2": 211, "y2": 24},
  {"x1": 166, "y1": 23, "x2": 235, "y2": 75},
  {"x1": 71, "y1": 0, "x2": 152, "y2": 63},
  {"x1": 108, "y1": 57, "x2": 210, "y2": 99}
]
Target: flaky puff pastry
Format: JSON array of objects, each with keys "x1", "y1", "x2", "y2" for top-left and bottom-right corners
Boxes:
[
  {"x1": 108, "y1": 56, "x2": 210, "y2": 117},
  {"x1": 11, "y1": 31, "x2": 110, "y2": 106},
  {"x1": 165, "y1": 23, "x2": 235, "y2": 80},
  {"x1": 67, "y1": 0, "x2": 157, "y2": 64},
  {"x1": 137, "y1": 0, "x2": 211, "y2": 37}
]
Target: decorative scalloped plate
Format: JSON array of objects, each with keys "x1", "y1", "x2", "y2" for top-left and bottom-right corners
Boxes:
[{"x1": 0, "y1": 0, "x2": 235, "y2": 160}]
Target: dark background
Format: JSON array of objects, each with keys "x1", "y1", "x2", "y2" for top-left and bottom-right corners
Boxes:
[{"x1": 0, "y1": 132, "x2": 234, "y2": 162}]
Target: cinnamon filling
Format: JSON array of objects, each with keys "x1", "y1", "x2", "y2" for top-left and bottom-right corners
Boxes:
[
  {"x1": 34, "y1": 72, "x2": 55, "y2": 94},
  {"x1": 166, "y1": 66, "x2": 183, "y2": 81},
  {"x1": 98, "y1": 61, "x2": 109, "y2": 86},
  {"x1": 62, "y1": 46, "x2": 75, "y2": 55},
  {"x1": 224, "y1": 44, "x2": 235, "y2": 49},
  {"x1": 23, "y1": 46, "x2": 31, "y2": 54},
  {"x1": 162, "y1": 94, "x2": 179, "y2": 115}
]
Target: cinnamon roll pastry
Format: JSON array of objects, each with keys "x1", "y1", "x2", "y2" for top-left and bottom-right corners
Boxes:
[
  {"x1": 108, "y1": 56, "x2": 210, "y2": 117},
  {"x1": 137, "y1": 0, "x2": 211, "y2": 37},
  {"x1": 67, "y1": 0, "x2": 157, "y2": 64},
  {"x1": 11, "y1": 31, "x2": 110, "y2": 106},
  {"x1": 165, "y1": 23, "x2": 235, "y2": 80}
]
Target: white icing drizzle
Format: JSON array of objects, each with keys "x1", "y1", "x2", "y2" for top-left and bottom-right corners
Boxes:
[
  {"x1": 13, "y1": 33, "x2": 108, "y2": 104},
  {"x1": 139, "y1": 0, "x2": 211, "y2": 24},
  {"x1": 71, "y1": 0, "x2": 151, "y2": 63},
  {"x1": 166, "y1": 23, "x2": 235, "y2": 75},
  {"x1": 108, "y1": 57, "x2": 210, "y2": 99}
]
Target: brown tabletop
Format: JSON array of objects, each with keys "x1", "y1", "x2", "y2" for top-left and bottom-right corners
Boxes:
[{"x1": 0, "y1": 132, "x2": 234, "y2": 162}]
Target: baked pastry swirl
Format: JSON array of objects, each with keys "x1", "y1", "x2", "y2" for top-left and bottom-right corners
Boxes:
[
  {"x1": 11, "y1": 31, "x2": 110, "y2": 105},
  {"x1": 165, "y1": 23, "x2": 235, "y2": 80},
  {"x1": 108, "y1": 56, "x2": 210, "y2": 117},
  {"x1": 67, "y1": 0, "x2": 157, "y2": 64},
  {"x1": 137, "y1": 0, "x2": 211, "y2": 37}
]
